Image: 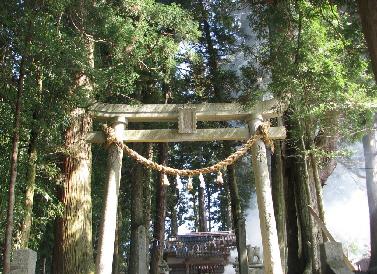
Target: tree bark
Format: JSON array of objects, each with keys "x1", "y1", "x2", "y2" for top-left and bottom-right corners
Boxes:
[
  {"x1": 206, "y1": 183, "x2": 211, "y2": 232},
  {"x1": 357, "y1": 2, "x2": 377, "y2": 271},
  {"x1": 170, "y1": 208, "x2": 178, "y2": 237},
  {"x1": 54, "y1": 110, "x2": 94, "y2": 274},
  {"x1": 53, "y1": 37, "x2": 95, "y2": 274},
  {"x1": 144, "y1": 143, "x2": 153, "y2": 262},
  {"x1": 2, "y1": 56, "x2": 25, "y2": 274},
  {"x1": 220, "y1": 180, "x2": 232, "y2": 231},
  {"x1": 149, "y1": 143, "x2": 168, "y2": 274},
  {"x1": 199, "y1": 0, "x2": 221, "y2": 100},
  {"x1": 306, "y1": 146, "x2": 324, "y2": 274},
  {"x1": 129, "y1": 144, "x2": 149, "y2": 274},
  {"x1": 358, "y1": 0, "x2": 377, "y2": 84},
  {"x1": 144, "y1": 143, "x2": 154, "y2": 230},
  {"x1": 192, "y1": 195, "x2": 198, "y2": 231},
  {"x1": 309, "y1": 154, "x2": 325, "y2": 223},
  {"x1": 284, "y1": 164, "x2": 299, "y2": 274},
  {"x1": 284, "y1": 131, "x2": 300, "y2": 274},
  {"x1": 198, "y1": 183, "x2": 207, "y2": 232},
  {"x1": 284, "y1": 120, "x2": 314, "y2": 274},
  {"x1": 19, "y1": 67, "x2": 42, "y2": 248},
  {"x1": 363, "y1": 114, "x2": 377, "y2": 272},
  {"x1": 228, "y1": 165, "x2": 249, "y2": 274},
  {"x1": 271, "y1": 139, "x2": 287, "y2": 272},
  {"x1": 167, "y1": 172, "x2": 178, "y2": 237},
  {"x1": 19, "y1": 113, "x2": 39, "y2": 248},
  {"x1": 293, "y1": 137, "x2": 313, "y2": 274}
]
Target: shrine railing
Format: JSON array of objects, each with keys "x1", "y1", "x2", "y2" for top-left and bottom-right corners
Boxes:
[{"x1": 164, "y1": 232, "x2": 237, "y2": 258}]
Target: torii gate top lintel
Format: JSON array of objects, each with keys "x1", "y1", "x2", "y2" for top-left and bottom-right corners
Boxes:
[{"x1": 87, "y1": 98, "x2": 287, "y2": 143}]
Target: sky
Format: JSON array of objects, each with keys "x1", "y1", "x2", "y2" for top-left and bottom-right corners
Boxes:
[{"x1": 323, "y1": 143, "x2": 370, "y2": 260}]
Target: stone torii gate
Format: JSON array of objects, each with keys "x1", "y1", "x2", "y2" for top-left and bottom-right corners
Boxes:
[{"x1": 87, "y1": 99, "x2": 286, "y2": 274}]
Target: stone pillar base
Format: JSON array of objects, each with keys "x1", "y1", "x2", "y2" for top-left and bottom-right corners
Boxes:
[
  {"x1": 320, "y1": 242, "x2": 353, "y2": 274},
  {"x1": 10, "y1": 248, "x2": 37, "y2": 274}
]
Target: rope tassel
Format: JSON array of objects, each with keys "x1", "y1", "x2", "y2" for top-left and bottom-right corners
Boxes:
[
  {"x1": 199, "y1": 173, "x2": 205, "y2": 188},
  {"x1": 187, "y1": 176, "x2": 193, "y2": 191},
  {"x1": 176, "y1": 175, "x2": 183, "y2": 190},
  {"x1": 216, "y1": 171, "x2": 224, "y2": 186},
  {"x1": 163, "y1": 174, "x2": 170, "y2": 186}
]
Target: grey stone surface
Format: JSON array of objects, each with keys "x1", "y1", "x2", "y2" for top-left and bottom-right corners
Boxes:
[
  {"x1": 178, "y1": 106, "x2": 197, "y2": 133},
  {"x1": 247, "y1": 246, "x2": 262, "y2": 265},
  {"x1": 321, "y1": 242, "x2": 353, "y2": 274},
  {"x1": 10, "y1": 249, "x2": 37, "y2": 274},
  {"x1": 249, "y1": 269, "x2": 264, "y2": 274},
  {"x1": 137, "y1": 225, "x2": 148, "y2": 274}
]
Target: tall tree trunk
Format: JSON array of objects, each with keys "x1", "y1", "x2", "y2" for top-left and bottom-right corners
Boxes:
[
  {"x1": 19, "y1": 67, "x2": 42, "y2": 248},
  {"x1": 19, "y1": 112, "x2": 39, "y2": 248},
  {"x1": 271, "y1": 140, "x2": 287, "y2": 272},
  {"x1": 206, "y1": 183, "x2": 211, "y2": 232},
  {"x1": 170, "y1": 207, "x2": 178, "y2": 237},
  {"x1": 293, "y1": 138, "x2": 313, "y2": 274},
  {"x1": 228, "y1": 165, "x2": 249, "y2": 274},
  {"x1": 198, "y1": 183, "x2": 207, "y2": 232},
  {"x1": 309, "y1": 154, "x2": 325, "y2": 222},
  {"x1": 168, "y1": 168, "x2": 179, "y2": 237},
  {"x1": 144, "y1": 143, "x2": 153, "y2": 230},
  {"x1": 363, "y1": 114, "x2": 377, "y2": 271},
  {"x1": 129, "y1": 144, "x2": 149, "y2": 274},
  {"x1": 144, "y1": 143, "x2": 153, "y2": 263},
  {"x1": 267, "y1": 6, "x2": 293, "y2": 272},
  {"x1": 42, "y1": 257, "x2": 46, "y2": 274},
  {"x1": 358, "y1": 1, "x2": 377, "y2": 82},
  {"x1": 198, "y1": 0, "x2": 221, "y2": 100},
  {"x1": 53, "y1": 38, "x2": 95, "y2": 274},
  {"x1": 309, "y1": 147, "x2": 326, "y2": 266},
  {"x1": 219, "y1": 181, "x2": 232, "y2": 231},
  {"x1": 2, "y1": 56, "x2": 26, "y2": 274},
  {"x1": 285, "y1": 123, "x2": 323, "y2": 274},
  {"x1": 54, "y1": 110, "x2": 94, "y2": 274},
  {"x1": 357, "y1": 2, "x2": 377, "y2": 271},
  {"x1": 167, "y1": 172, "x2": 178, "y2": 237},
  {"x1": 284, "y1": 117, "x2": 301, "y2": 274},
  {"x1": 193, "y1": 195, "x2": 198, "y2": 231},
  {"x1": 149, "y1": 143, "x2": 168, "y2": 274}
]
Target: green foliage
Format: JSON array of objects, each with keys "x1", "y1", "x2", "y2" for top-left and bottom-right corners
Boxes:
[
  {"x1": 247, "y1": 0, "x2": 376, "y2": 141},
  {"x1": 0, "y1": 0, "x2": 199, "y2": 271},
  {"x1": 92, "y1": 0, "x2": 200, "y2": 101}
]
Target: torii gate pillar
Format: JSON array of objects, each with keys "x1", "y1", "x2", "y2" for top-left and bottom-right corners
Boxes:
[
  {"x1": 95, "y1": 116, "x2": 127, "y2": 274},
  {"x1": 249, "y1": 114, "x2": 283, "y2": 274}
]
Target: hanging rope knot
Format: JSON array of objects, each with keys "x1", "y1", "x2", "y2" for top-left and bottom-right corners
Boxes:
[
  {"x1": 102, "y1": 124, "x2": 124, "y2": 149},
  {"x1": 257, "y1": 122, "x2": 274, "y2": 153}
]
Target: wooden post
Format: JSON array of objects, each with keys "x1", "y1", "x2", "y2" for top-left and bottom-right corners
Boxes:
[
  {"x1": 95, "y1": 116, "x2": 127, "y2": 274},
  {"x1": 248, "y1": 114, "x2": 283, "y2": 274}
]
